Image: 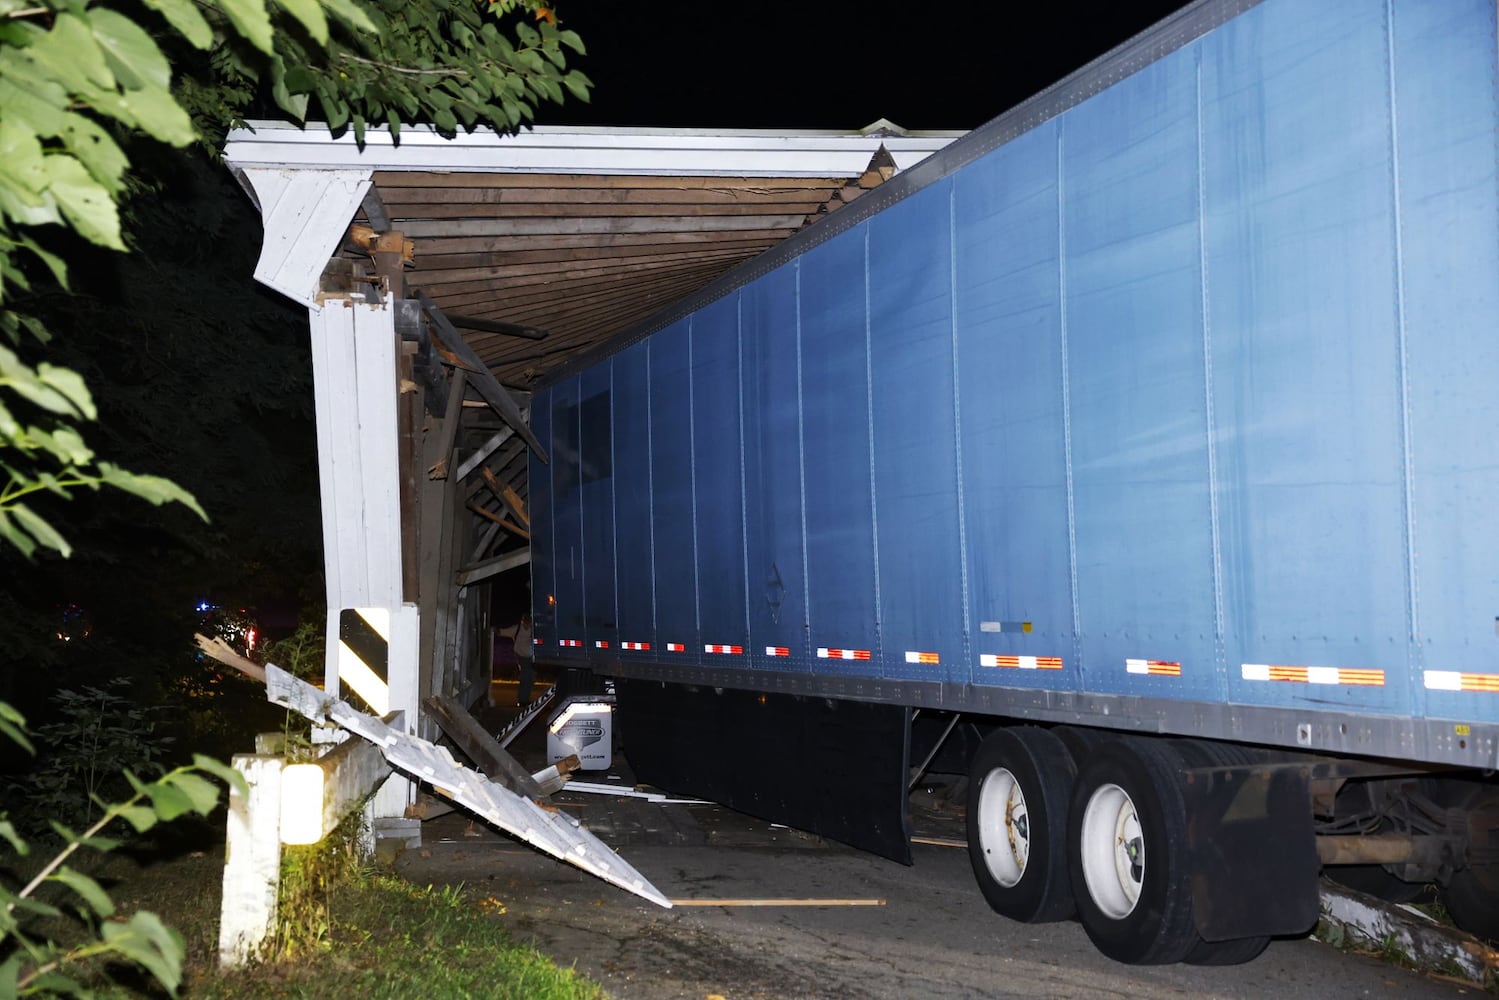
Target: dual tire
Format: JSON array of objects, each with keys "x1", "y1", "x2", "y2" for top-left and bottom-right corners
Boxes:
[{"x1": 967, "y1": 729, "x2": 1268, "y2": 965}]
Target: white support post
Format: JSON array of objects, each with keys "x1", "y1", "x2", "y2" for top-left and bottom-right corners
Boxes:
[
  {"x1": 307, "y1": 295, "x2": 420, "y2": 837},
  {"x1": 218, "y1": 754, "x2": 283, "y2": 967}
]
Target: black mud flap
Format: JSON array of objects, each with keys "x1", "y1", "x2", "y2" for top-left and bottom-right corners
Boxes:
[
  {"x1": 615, "y1": 679, "x2": 913, "y2": 863},
  {"x1": 1186, "y1": 765, "x2": 1322, "y2": 941}
]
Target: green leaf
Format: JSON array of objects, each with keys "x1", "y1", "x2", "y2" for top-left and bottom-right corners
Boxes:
[
  {"x1": 0, "y1": 701, "x2": 33, "y2": 754},
  {"x1": 556, "y1": 28, "x2": 585, "y2": 54},
  {"x1": 142, "y1": 0, "x2": 214, "y2": 49},
  {"x1": 142, "y1": 780, "x2": 193, "y2": 821},
  {"x1": 9, "y1": 892, "x2": 61, "y2": 919},
  {"x1": 16, "y1": 235, "x2": 69, "y2": 289},
  {"x1": 562, "y1": 69, "x2": 592, "y2": 102},
  {"x1": 163, "y1": 771, "x2": 219, "y2": 815},
  {"x1": 316, "y1": 0, "x2": 376, "y2": 35},
  {"x1": 36, "y1": 363, "x2": 95, "y2": 418},
  {"x1": 24, "y1": 12, "x2": 116, "y2": 95},
  {"x1": 118, "y1": 804, "x2": 158, "y2": 833},
  {"x1": 95, "y1": 464, "x2": 208, "y2": 520},
  {"x1": 53, "y1": 865, "x2": 115, "y2": 917},
  {"x1": 0, "y1": 952, "x2": 21, "y2": 999},
  {"x1": 277, "y1": 0, "x2": 329, "y2": 45},
  {"x1": 89, "y1": 7, "x2": 173, "y2": 90},
  {"x1": 0, "y1": 511, "x2": 37, "y2": 559},
  {"x1": 93, "y1": 82, "x2": 195, "y2": 147},
  {"x1": 59, "y1": 113, "x2": 129, "y2": 194},
  {"x1": 43, "y1": 153, "x2": 123, "y2": 250},
  {"x1": 0, "y1": 119, "x2": 50, "y2": 198},
  {"x1": 28, "y1": 426, "x2": 95, "y2": 466},
  {"x1": 0, "y1": 67, "x2": 69, "y2": 138},
  {"x1": 100, "y1": 911, "x2": 185, "y2": 995},
  {"x1": 0, "y1": 817, "x2": 28, "y2": 855},
  {"x1": 218, "y1": 0, "x2": 275, "y2": 55},
  {"x1": 9, "y1": 503, "x2": 71, "y2": 557},
  {"x1": 192, "y1": 754, "x2": 248, "y2": 798}
]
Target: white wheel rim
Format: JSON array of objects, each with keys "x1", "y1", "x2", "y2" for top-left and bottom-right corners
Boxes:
[
  {"x1": 1079, "y1": 781, "x2": 1144, "y2": 919},
  {"x1": 977, "y1": 766, "x2": 1030, "y2": 888}
]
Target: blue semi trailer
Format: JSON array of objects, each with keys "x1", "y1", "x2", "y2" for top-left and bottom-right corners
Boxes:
[{"x1": 528, "y1": 0, "x2": 1499, "y2": 964}]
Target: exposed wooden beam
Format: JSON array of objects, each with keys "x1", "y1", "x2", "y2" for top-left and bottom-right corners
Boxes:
[
  {"x1": 446, "y1": 313, "x2": 547, "y2": 341},
  {"x1": 419, "y1": 293, "x2": 547, "y2": 463},
  {"x1": 480, "y1": 467, "x2": 529, "y2": 528},
  {"x1": 456, "y1": 547, "x2": 530, "y2": 585},
  {"x1": 382, "y1": 182, "x2": 845, "y2": 205},
  {"x1": 412, "y1": 227, "x2": 799, "y2": 257},
  {"x1": 413, "y1": 236, "x2": 778, "y2": 270},
  {"x1": 401, "y1": 214, "x2": 808, "y2": 240},
  {"x1": 455, "y1": 426, "x2": 515, "y2": 481},
  {"x1": 385, "y1": 198, "x2": 828, "y2": 220},
  {"x1": 467, "y1": 501, "x2": 529, "y2": 541},
  {"x1": 425, "y1": 369, "x2": 467, "y2": 480}
]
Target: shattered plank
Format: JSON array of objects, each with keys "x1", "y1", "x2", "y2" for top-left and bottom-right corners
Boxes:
[
  {"x1": 423, "y1": 694, "x2": 546, "y2": 800},
  {"x1": 264, "y1": 663, "x2": 671, "y2": 908}
]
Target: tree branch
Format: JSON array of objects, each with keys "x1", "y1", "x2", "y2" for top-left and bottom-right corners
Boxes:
[{"x1": 336, "y1": 53, "x2": 469, "y2": 77}]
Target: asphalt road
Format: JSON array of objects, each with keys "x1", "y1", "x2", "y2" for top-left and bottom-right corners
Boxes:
[{"x1": 396, "y1": 749, "x2": 1477, "y2": 999}]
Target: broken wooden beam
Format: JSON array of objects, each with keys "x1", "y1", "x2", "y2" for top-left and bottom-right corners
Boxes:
[{"x1": 422, "y1": 694, "x2": 547, "y2": 801}]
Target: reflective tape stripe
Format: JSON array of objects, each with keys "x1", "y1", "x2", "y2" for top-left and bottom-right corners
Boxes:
[
  {"x1": 1241, "y1": 664, "x2": 1385, "y2": 687},
  {"x1": 558, "y1": 639, "x2": 582, "y2": 648},
  {"x1": 765, "y1": 646, "x2": 790, "y2": 657},
  {"x1": 817, "y1": 647, "x2": 871, "y2": 661},
  {"x1": 666, "y1": 642, "x2": 685, "y2": 652},
  {"x1": 904, "y1": 651, "x2": 940, "y2": 665},
  {"x1": 1425, "y1": 671, "x2": 1499, "y2": 693},
  {"x1": 620, "y1": 641, "x2": 651, "y2": 651},
  {"x1": 980, "y1": 654, "x2": 1063, "y2": 670},
  {"x1": 594, "y1": 640, "x2": 609, "y2": 649},
  {"x1": 1126, "y1": 658, "x2": 1181, "y2": 677},
  {"x1": 704, "y1": 644, "x2": 743, "y2": 654}
]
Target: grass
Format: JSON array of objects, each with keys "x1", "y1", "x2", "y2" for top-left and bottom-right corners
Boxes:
[
  {"x1": 26, "y1": 821, "x2": 604, "y2": 1000},
  {"x1": 180, "y1": 874, "x2": 604, "y2": 1000}
]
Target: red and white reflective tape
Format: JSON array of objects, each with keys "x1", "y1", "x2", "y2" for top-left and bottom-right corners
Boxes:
[
  {"x1": 558, "y1": 639, "x2": 583, "y2": 648},
  {"x1": 1126, "y1": 658, "x2": 1181, "y2": 677},
  {"x1": 765, "y1": 646, "x2": 791, "y2": 657},
  {"x1": 817, "y1": 647, "x2": 871, "y2": 661},
  {"x1": 1241, "y1": 663, "x2": 1384, "y2": 687},
  {"x1": 666, "y1": 642, "x2": 686, "y2": 652},
  {"x1": 980, "y1": 654, "x2": 1063, "y2": 670},
  {"x1": 704, "y1": 644, "x2": 743, "y2": 655},
  {"x1": 594, "y1": 640, "x2": 609, "y2": 649},
  {"x1": 1424, "y1": 670, "x2": 1499, "y2": 693},
  {"x1": 620, "y1": 641, "x2": 651, "y2": 651},
  {"x1": 904, "y1": 651, "x2": 940, "y2": 665},
  {"x1": 533, "y1": 639, "x2": 543, "y2": 647}
]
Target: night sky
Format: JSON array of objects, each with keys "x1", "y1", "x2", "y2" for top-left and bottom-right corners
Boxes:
[{"x1": 536, "y1": 2, "x2": 1194, "y2": 132}]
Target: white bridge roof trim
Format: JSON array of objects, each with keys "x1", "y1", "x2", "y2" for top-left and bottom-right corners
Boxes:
[{"x1": 223, "y1": 120, "x2": 963, "y2": 177}]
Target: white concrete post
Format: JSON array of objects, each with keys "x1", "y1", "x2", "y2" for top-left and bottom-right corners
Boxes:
[{"x1": 218, "y1": 754, "x2": 283, "y2": 967}]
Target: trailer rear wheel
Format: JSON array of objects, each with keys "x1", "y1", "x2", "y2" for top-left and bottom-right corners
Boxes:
[
  {"x1": 967, "y1": 727, "x2": 1076, "y2": 923},
  {"x1": 1183, "y1": 933, "x2": 1270, "y2": 965},
  {"x1": 1440, "y1": 783, "x2": 1499, "y2": 942},
  {"x1": 1068, "y1": 739, "x2": 1198, "y2": 964}
]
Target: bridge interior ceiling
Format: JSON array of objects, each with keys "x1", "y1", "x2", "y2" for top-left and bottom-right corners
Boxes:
[{"x1": 362, "y1": 160, "x2": 897, "y2": 391}]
